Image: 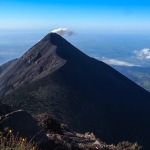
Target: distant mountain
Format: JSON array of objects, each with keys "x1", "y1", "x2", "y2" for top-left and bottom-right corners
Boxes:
[
  {"x1": 0, "y1": 33, "x2": 150, "y2": 148},
  {"x1": 112, "y1": 65, "x2": 150, "y2": 92}
]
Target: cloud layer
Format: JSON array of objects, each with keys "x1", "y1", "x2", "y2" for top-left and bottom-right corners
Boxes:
[
  {"x1": 134, "y1": 48, "x2": 150, "y2": 60},
  {"x1": 51, "y1": 28, "x2": 74, "y2": 36},
  {"x1": 99, "y1": 58, "x2": 139, "y2": 67}
]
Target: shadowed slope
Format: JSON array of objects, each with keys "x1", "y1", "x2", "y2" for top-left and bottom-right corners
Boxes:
[{"x1": 1, "y1": 33, "x2": 150, "y2": 148}]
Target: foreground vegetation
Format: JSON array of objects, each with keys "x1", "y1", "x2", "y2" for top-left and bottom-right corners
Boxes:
[{"x1": 0, "y1": 130, "x2": 38, "y2": 150}]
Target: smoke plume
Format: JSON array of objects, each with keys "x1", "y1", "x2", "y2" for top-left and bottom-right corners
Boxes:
[{"x1": 51, "y1": 28, "x2": 74, "y2": 36}]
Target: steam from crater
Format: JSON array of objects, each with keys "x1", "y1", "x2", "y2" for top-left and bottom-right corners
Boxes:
[{"x1": 51, "y1": 28, "x2": 74, "y2": 36}]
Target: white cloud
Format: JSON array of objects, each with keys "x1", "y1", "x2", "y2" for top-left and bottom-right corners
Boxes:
[
  {"x1": 96, "y1": 57, "x2": 139, "y2": 67},
  {"x1": 133, "y1": 48, "x2": 150, "y2": 60},
  {"x1": 146, "y1": 55, "x2": 150, "y2": 59},
  {"x1": 51, "y1": 28, "x2": 74, "y2": 36}
]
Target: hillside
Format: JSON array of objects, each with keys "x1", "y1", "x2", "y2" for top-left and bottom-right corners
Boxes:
[{"x1": 0, "y1": 103, "x2": 141, "y2": 150}]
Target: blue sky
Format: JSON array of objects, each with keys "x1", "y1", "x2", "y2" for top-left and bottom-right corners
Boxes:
[{"x1": 0, "y1": 0, "x2": 150, "y2": 32}]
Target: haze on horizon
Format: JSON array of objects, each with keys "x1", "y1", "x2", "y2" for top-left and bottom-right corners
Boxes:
[{"x1": 0, "y1": 0, "x2": 150, "y2": 33}]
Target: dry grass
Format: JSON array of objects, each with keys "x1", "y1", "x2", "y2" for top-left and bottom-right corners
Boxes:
[{"x1": 0, "y1": 129, "x2": 38, "y2": 150}]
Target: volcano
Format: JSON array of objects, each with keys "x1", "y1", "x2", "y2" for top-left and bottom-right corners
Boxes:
[{"x1": 0, "y1": 33, "x2": 150, "y2": 148}]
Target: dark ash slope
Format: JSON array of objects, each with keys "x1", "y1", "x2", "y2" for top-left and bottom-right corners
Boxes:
[{"x1": 0, "y1": 33, "x2": 150, "y2": 148}]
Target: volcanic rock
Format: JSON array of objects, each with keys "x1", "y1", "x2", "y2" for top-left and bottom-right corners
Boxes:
[{"x1": 0, "y1": 110, "x2": 47, "y2": 142}]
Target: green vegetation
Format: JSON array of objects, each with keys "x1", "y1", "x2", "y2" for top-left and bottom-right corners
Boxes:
[
  {"x1": 132, "y1": 71, "x2": 150, "y2": 91},
  {"x1": 0, "y1": 130, "x2": 38, "y2": 150}
]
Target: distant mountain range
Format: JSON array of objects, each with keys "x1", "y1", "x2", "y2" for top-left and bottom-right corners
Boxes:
[{"x1": 0, "y1": 33, "x2": 150, "y2": 149}]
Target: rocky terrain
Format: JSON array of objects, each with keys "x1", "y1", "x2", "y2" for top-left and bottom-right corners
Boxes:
[
  {"x1": 0, "y1": 103, "x2": 141, "y2": 150},
  {"x1": 0, "y1": 33, "x2": 150, "y2": 149}
]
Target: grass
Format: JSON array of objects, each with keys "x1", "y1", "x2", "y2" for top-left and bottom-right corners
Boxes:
[{"x1": 0, "y1": 129, "x2": 38, "y2": 150}]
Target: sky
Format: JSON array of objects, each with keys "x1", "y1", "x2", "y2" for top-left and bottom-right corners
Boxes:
[{"x1": 0, "y1": 0, "x2": 150, "y2": 33}]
